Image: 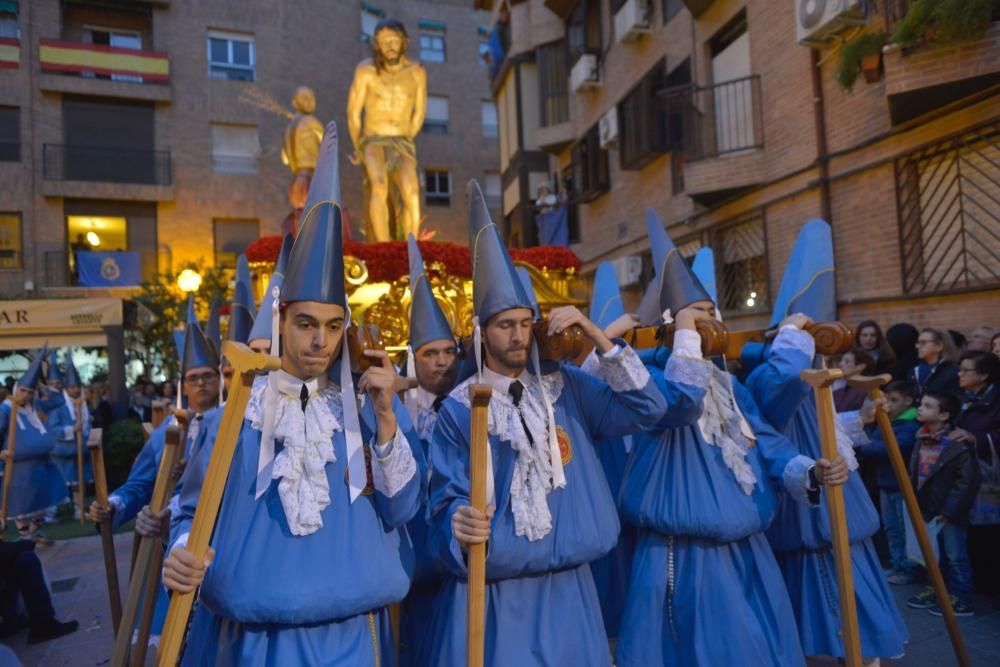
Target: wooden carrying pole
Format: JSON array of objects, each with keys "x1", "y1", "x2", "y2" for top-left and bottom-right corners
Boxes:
[
  {"x1": 89, "y1": 438, "x2": 123, "y2": 635},
  {"x1": 157, "y1": 343, "x2": 280, "y2": 666},
  {"x1": 466, "y1": 384, "x2": 492, "y2": 667},
  {"x1": 800, "y1": 368, "x2": 862, "y2": 667},
  {"x1": 848, "y1": 374, "x2": 972, "y2": 667},
  {"x1": 1, "y1": 401, "x2": 19, "y2": 538},
  {"x1": 111, "y1": 425, "x2": 183, "y2": 667},
  {"x1": 74, "y1": 398, "x2": 86, "y2": 525}
]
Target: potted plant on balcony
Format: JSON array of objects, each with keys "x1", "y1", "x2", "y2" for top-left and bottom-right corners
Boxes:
[
  {"x1": 836, "y1": 31, "x2": 888, "y2": 90},
  {"x1": 891, "y1": 0, "x2": 995, "y2": 48}
]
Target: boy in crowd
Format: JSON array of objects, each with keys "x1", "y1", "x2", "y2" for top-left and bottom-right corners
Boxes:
[{"x1": 906, "y1": 392, "x2": 981, "y2": 616}]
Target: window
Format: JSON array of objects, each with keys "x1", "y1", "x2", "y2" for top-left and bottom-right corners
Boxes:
[
  {"x1": 211, "y1": 123, "x2": 260, "y2": 174},
  {"x1": 0, "y1": 106, "x2": 18, "y2": 162},
  {"x1": 419, "y1": 21, "x2": 446, "y2": 63},
  {"x1": 537, "y1": 41, "x2": 568, "y2": 127},
  {"x1": 896, "y1": 122, "x2": 1000, "y2": 295},
  {"x1": 484, "y1": 172, "x2": 501, "y2": 210},
  {"x1": 425, "y1": 169, "x2": 451, "y2": 207},
  {"x1": 663, "y1": 0, "x2": 683, "y2": 24},
  {"x1": 214, "y1": 218, "x2": 259, "y2": 268},
  {"x1": 566, "y1": 0, "x2": 602, "y2": 66},
  {"x1": 0, "y1": 1, "x2": 18, "y2": 39},
  {"x1": 712, "y1": 214, "x2": 768, "y2": 314},
  {"x1": 424, "y1": 96, "x2": 449, "y2": 135},
  {"x1": 481, "y1": 101, "x2": 498, "y2": 139},
  {"x1": 208, "y1": 31, "x2": 255, "y2": 81},
  {"x1": 361, "y1": 2, "x2": 385, "y2": 42},
  {"x1": 618, "y1": 60, "x2": 667, "y2": 170},
  {"x1": 0, "y1": 212, "x2": 21, "y2": 269},
  {"x1": 571, "y1": 125, "x2": 610, "y2": 203}
]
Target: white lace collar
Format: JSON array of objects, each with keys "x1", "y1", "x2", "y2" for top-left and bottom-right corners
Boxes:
[
  {"x1": 452, "y1": 368, "x2": 565, "y2": 541},
  {"x1": 698, "y1": 365, "x2": 758, "y2": 495},
  {"x1": 247, "y1": 371, "x2": 343, "y2": 536},
  {"x1": 5, "y1": 395, "x2": 45, "y2": 434},
  {"x1": 63, "y1": 390, "x2": 89, "y2": 424}
]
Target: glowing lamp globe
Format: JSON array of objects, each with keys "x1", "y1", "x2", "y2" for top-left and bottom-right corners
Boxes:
[{"x1": 177, "y1": 269, "x2": 202, "y2": 293}]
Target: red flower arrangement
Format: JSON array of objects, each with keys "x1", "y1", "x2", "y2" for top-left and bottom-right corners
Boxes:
[{"x1": 244, "y1": 236, "x2": 580, "y2": 281}]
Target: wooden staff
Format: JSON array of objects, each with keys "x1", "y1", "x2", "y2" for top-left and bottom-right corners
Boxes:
[
  {"x1": 73, "y1": 398, "x2": 86, "y2": 525},
  {"x1": 466, "y1": 384, "x2": 492, "y2": 667},
  {"x1": 157, "y1": 342, "x2": 280, "y2": 666},
  {"x1": 801, "y1": 368, "x2": 862, "y2": 667},
  {"x1": 111, "y1": 425, "x2": 183, "y2": 667},
  {"x1": 1, "y1": 399, "x2": 19, "y2": 538},
  {"x1": 848, "y1": 374, "x2": 972, "y2": 667},
  {"x1": 90, "y1": 438, "x2": 123, "y2": 635}
]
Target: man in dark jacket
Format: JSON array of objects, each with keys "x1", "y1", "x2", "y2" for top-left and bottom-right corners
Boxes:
[{"x1": 906, "y1": 392, "x2": 981, "y2": 616}]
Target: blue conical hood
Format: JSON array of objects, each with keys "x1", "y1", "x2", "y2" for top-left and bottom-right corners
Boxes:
[
  {"x1": 646, "y1": 209, "x2": 711, "y2": 316},
  {"x1": 281, "y1": 122, "x2": 345, "y2": 307},
  {"x1": 227, "y1": 298, "x2": 255, "y2": 344},
  {"x1": 636, "y1": 280, "x2": 661, "y2": 327},
  {"x1": 18, "y1": 345, "x2": 47, "y2": 389},
  {"x1": 589, "y1": 261, "x2": 624, "y2": 330},
  {"x1": 182, "y1": 296, "x2": 219, "y2": 374},
  {"x1": 46, "y1": 349, "x2": 63, "y2": 383},
  {"x1": 469, "y1": 179, "x2": 532, "y2": 323},
  {"x1": 248, "y1": 233, "x2": 292, "y2": 344},
  {"x1": 205, "y1": 298, "x2": 222, "y2": 353},
  {"x1": 515, "y1": 267, "x2": 540, "y2": 319},
  {"x1": 64, "y1": 352, "x2": 82, "y2": 388},
  {"x1": 407, "y1": 234, "x2": 454, "y2": 351},
  {"x1": 235, "y1": 254, "x2": 256, "y2": 319},
  {"x1": 769, "y1": 218, "x2": 835, "y2": 326},
  {"x1": 691, "y1": 248, "x2": 718, "y2": 305}
]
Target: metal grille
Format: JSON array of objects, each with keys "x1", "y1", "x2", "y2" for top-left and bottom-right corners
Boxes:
[
  {"x1": 661, "y1": 75, "x2": 763, "y2": 162},
  {"x1": 712, "y1": 214, "x2": 769, "y2": 314},
  {"x1": 896, "y1": 121, "x2": 1000, "y2": 295},
  {"x1": 44, "y1": 144, "x2": 171, "y2": 185}
]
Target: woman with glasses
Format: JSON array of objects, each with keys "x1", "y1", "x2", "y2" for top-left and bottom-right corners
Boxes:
[
  {"x1": 950, "y1": 352, "x2": 1000, "y2": 608},
  {"x1": 910, "y1": 328, "x2": 960, "y2": 400}
]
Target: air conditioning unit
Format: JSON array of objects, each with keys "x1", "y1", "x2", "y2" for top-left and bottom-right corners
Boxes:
[
  {"x1": 615, "y1": 0, "x2": 651, "y2": 44},
  {"x1": 570, "y1": 54, "x2": 600, "y2": 93},
  {"x1": 598, "y1": 108, "x2": 618, "y2": 149},
  {"x1": 796, "y1": 0, "x2": 868, "y2": 48},
  {"x1": 612, "y1": 255, "x2": 642, "y2": 287}
]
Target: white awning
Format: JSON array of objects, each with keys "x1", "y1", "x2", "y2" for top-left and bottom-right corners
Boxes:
[{"x1": 0, "y1": 298, "x2": 122, "y2": 351}]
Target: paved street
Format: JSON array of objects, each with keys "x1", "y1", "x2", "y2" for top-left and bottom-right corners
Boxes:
[{"x1": 2, "y1": 533, "x2": 998, "y2": 666}]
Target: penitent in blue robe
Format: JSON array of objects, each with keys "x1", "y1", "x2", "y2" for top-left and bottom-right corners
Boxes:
[
  {"x1": 615, "y1": 340, "x2": 815, "y2": 667},
  {"x1": 44, "y1": 395, "x2": 93, "y2": 485},
  {"x1": 424, "y1": 346, "x2": 667, "y2": 667},
  {"x1": 1, "y1": 401, "x2": 68, "y2": 518},
  {"x1": 172, "y1": 378, "x2": 423, "y2": 667},
  {"x1": 744, "y1": 326, "x2": 908, "y2": 659}
]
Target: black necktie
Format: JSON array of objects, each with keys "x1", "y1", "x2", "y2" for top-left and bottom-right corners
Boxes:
[
  {"x1": 432, "y1": 395, "x2": 446, "y2": 413},
  {"x1": 508, "y1": 380, "x2": 534, "y2": 445},
  {"x1": 300, "y1": 384, "x2": 309, "y2": 412}
]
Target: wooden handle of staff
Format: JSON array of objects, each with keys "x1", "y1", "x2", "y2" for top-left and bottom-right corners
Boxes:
[
  {"x1": 848, "y1": 374, "x2": 972, "y2": 667},
  {"x1": 1, "y1": 401, "x2": 19, "y2": 538},
  {"x1": 74, "y1": 399, "x2": 86, "y2": 525},
  {"x1": 111, "y1": 425, "x2": 183, "y2": 667},
  {"x1": 800, "y1": 368, "x2": 862, "y2": 667},
  {"x1": 466, "y1": 384, "x2": 492, "y2": 667},
  {"x1": 89, "y1": 439, "x2": 123, "y2": 636},
  {"x1": 158, "y1": 342, "x2": 280, "y2": 667}
]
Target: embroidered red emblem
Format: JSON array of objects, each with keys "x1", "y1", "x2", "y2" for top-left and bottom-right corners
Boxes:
[{"x1": 557, "y1": 427, "x2": 572, "y2": 466}]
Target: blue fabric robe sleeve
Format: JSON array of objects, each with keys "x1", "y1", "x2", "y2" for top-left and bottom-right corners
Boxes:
[
  {"x1": 109, "y1": 425, "x2": 166, "y2": 530},
  {"x1": 745, "y1": 326, "x2": 816, "y2": 430},
  {"x1": 34, "y1": 392, "x2": 65, "y2": 414},
  {"x1": 427, "y1": 404, "x2": 475, "y2": 578},
  {"x1": 652, "y1": 353, "x2": 713, "y2": 429}
]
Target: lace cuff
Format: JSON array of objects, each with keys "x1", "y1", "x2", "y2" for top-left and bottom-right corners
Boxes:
[
  {"x1": 672, "y1": 329, "x2": 703, "y2": 359},
  {"x1": 108, "y1": 495, "x2": 125, "y2": 513},
  {"x1": 371, "y1": 428, "x2": 417, "y2": 498},
  {"x1": 579, "y1": 349, "x2": 601, "y2": 377},
  {"x1": 593, "y1": 344, "x2": 650, "y2": 392},
  {"x1": 773, "y1": 326, "x2": 815, "y2": 358},
  {"x1": 665, "y1": 352, "x2": 712, "y2": 389},
  {"x1": 783, "y1": 454, "x2": 819, "y2": 506},
  {"x1": 837, "y1": 410, "x2": 869, "y2": 446}
]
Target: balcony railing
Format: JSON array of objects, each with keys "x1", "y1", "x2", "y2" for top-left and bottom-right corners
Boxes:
[
  {"x1": 39, "y1": 38, "x2": 169, "y2": 84},
  {"x1": 661, "y1": 75, "x2": 763, "y2": 161},
  {"x1": 44, "y1": 144, "x2": 172, "y2": 185}
]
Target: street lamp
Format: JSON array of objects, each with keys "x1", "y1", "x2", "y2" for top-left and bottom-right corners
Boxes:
[{"x1": 177, "y1": 268, "x2": 202, "y2": 293}]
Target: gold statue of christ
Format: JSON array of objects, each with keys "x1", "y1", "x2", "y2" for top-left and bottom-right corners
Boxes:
[{"x1": 347, "y1": 18, "x2": 427, "y2": 242}]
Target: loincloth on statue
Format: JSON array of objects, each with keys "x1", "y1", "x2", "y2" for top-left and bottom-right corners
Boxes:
[{"x1": 359, "y1": 135, "x2": 417, "y2": 174}]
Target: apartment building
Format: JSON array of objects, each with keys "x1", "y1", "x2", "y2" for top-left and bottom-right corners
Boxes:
[
  {"x1": 0, "y1": 0, "x2": 499, "y2": 301},
  {"x1": 479, "y1": 0, "x2": 999, "y2": 330}
]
